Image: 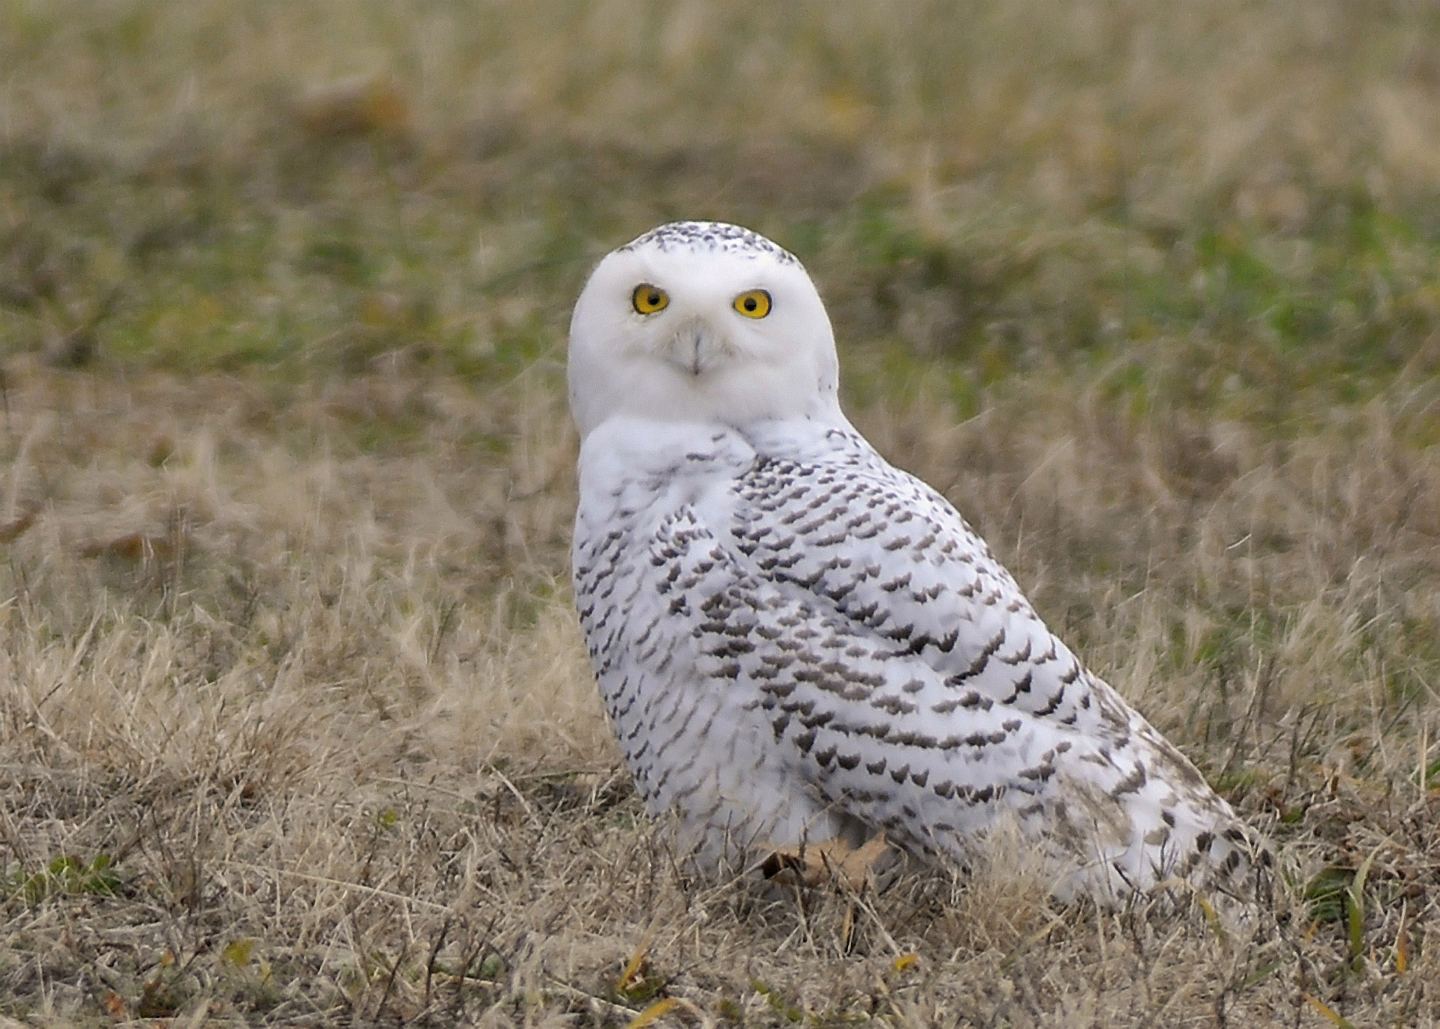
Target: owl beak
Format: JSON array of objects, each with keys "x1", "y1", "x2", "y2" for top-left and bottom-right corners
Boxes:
[{"x1": 666, "y1": 318, "x2": 723, "y2": 377}]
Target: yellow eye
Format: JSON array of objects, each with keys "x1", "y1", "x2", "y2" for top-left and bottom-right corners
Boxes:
[
  {"x1": 733, "y1": 289, "x2": 772, "y2": 319},
  {"x1": 631, "y1": 283, "x2": 669, "y2": 315}
]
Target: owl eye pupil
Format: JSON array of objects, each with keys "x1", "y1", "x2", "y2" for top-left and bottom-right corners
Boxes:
[
  {"x1": 744, "y1": 297, "x2": 757, "y2": 311},
  {"x1": 647, "y1": 292, "x2": 660, "y2": 306}
]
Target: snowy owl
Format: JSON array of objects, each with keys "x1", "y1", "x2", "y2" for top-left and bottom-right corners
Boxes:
[{"x1": 568, "y1": 220, "x2": 1271, "y2": 909}]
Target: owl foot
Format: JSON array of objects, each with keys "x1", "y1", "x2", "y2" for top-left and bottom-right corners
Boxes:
[{"x1": 759, "y1": 834, "x2": 890, "y2": 891}]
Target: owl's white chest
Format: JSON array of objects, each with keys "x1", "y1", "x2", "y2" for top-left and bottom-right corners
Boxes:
[{"x1": 571, "y1": 417, "x2": 845, "y2": 860}]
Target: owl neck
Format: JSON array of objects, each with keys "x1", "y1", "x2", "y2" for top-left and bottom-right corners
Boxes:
[{"x1": 577, "y1": 412, "x2": 859, "y2": 495}]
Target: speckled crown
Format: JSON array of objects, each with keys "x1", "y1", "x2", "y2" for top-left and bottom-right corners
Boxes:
[{"x1": 620, "y1": 221, "x2": 799, "y2": 266}]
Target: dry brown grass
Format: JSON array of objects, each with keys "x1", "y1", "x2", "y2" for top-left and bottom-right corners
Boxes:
[
  {"x1": 3, "y1": 0, "x2": 1440, "y2": 1024},
  {"x1": 4, "y1": 359, "x2": 1438, "y2": 1024}
]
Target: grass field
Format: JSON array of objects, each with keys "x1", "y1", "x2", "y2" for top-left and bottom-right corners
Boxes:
[{"x1": 3, "y1": 1, "x2": 1440, "y2": 1024}]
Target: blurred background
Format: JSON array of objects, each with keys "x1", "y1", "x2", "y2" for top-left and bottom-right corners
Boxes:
[
  {"x1": 5, "y1": 0, "x2": 1438, "y2": 636},
  {"x1": 6, "y1": 1, "x2": 1439, "y2": 395},
  {"x1": 2, "y1": 1, "x2": 1440, "y2": 1022}
]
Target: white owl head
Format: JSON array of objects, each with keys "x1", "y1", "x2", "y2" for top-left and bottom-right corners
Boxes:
[{"x1": 568, "y1": 222, "x2": 842, "y2": 438}]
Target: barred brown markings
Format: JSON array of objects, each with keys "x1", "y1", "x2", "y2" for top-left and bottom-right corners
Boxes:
[
  {"x1": 908, "y1": 768, "x2": 929, "y2": 787},
  {"x1": 795, "y1": 513, "x2": 842, "y2": 534},
  {"x1": 1085, "y1": 745, "x2": 1113, "y2": 766},
  {"x1": 651, "y1": 702, "x2": 703, "y2": 761},
  {"x1": 939, "y1": 730, "x2": 1008, "y2": 748},
  {"x1": 1019, "y1": 762, "x2": 1055, "y2": 782},
  {"x1": 1194, "y1": 831, "x2": 1215, "y2": 853},
  {"x1": 760, "y1": 656, "x2": 794, "y2": 679},
  {"x1": 885, "y1": 621, "x2": 915, "y2": 646},
  {"x1": 873, "y1": 695, "x2": 917, "y2": 715},
  {"x1": 1034, "y1": 689, "x2": 1066, "y2": 716},
  {"x1": 998, "y1": 640, "x2": 1033, "y2": 664},
  {"x1": 951, "y1": 632, "x2": 1007, "y2": 683},
  {"x1": 670, "y1": 779, "x2": 702, "y2": 802},
  {"x1": 837, "y1": 753, "x2": 861, "y2": 770},
  {"x1": 865, "y1": 758, "x2": 887, "y2": 775},
  {"x1": 815, "y1": 744, "x2": 837, "y2": 767},
  {"x1": 888, "y1": 763, "x2": 911, "y2": 783},
  {"x1": 993, "y1": 670, "x2": 1033, "y2": 704},
  {"x1": 850, "y1": 600, "x2": 881, "y2": 621}
]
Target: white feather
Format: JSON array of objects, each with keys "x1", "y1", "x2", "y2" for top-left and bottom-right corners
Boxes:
[{"x1": 570, "y1": 222, "x2": 1270, "y2": 908}]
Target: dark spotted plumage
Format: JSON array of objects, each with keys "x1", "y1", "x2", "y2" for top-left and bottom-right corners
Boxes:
[
  {"x1": 570, "y1": 222, "x2": 1272, "y2": 913},
  {"x1": 619, "y1": 221, "x2": 800, "y2": 266}
]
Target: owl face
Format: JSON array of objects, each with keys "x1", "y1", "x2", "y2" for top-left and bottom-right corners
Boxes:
[{"x1": 568, "y1": 222, "x2": 842, "y2": 438}]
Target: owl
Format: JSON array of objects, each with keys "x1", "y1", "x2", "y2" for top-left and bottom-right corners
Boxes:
[{"x1": 568, "y1": 221, "x2": 1270, "y2": 910}]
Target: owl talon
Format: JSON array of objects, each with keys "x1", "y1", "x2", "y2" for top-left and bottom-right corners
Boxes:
[{"x1": 760, "y1": 834, "x2": 889, "y2": 891}]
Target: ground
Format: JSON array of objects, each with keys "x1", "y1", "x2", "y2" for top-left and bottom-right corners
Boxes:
[{"x1": 2, "y1": 1, "x2": 1439, "y2": 1025}]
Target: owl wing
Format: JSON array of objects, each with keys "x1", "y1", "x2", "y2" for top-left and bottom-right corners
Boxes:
[{"x1": 680, "y1": 427, "x2": 1265, "y2": 902}]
